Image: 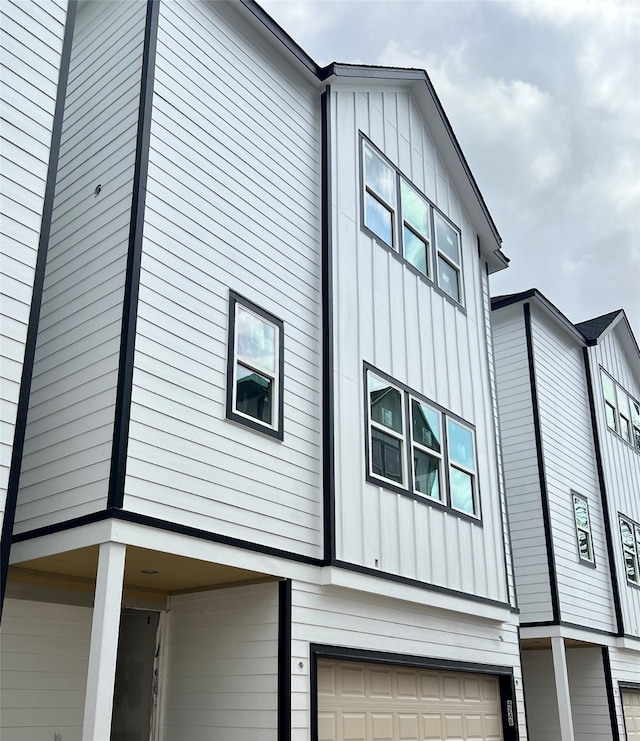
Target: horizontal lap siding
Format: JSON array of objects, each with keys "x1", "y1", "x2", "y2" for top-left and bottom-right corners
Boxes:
[
  {"x1": 0, "y1": 0, "x2": 67, "y2": 517},
  {"x1": 531, "y1": 310, "x2": 616, "y2": 632},
  {"x1": 587, "y1": 332, "x2": 640, "y2": 638},
  {"x1": 14, "y1": 0, "x2": 147, "y2": 533},
  {"x1": 608, "y1": 646, "x2": 640, "y2": 739},
  {"x1": 566, "y1": 647, "x2": 613, "y2": 741},
  {"x1": 332, "y1": 88, "x2": 506, "y2": 602},
  {"x1": 0, "y1": 598, "x2": 91, "y2": 741},
  {"x1": 521, "y1": 650, "x2": 560, "y2": 741},
  {"x1": 290, "y1": 581, "x2": 526, "y2": 740},
  {"x1": 126, "y1": 0, "x2": 322, "y2": 557},
  {"x1": 492, "y1": 305, "x2": 553, "y2": 622},
  {"x1": 161, "y1": 583, "x2": 278, "y2": 741}
]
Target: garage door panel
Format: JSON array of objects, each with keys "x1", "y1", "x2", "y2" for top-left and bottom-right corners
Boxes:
[
  {"x1": 397, "y1": 712, "x2": 419, "y2": 739},
  {"x1": 623, "y1": 689, "x2": 640, "y2": 741},
  {"x1": 371, "y1": 712, "x2": 393, "y2": 740}
]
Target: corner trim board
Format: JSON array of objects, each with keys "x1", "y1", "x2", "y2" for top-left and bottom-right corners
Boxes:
[
  {"x1": 0, "y1": 0, "x2": 78, "y2": 616},
  {"x1": 278, "y1": 579, "x2": 292, "y2": 741},
  {"x1": 602, "y1": 646, "x2": 621, "y2": 741}
]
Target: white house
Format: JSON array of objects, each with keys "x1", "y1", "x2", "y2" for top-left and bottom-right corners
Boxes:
[
  {"x1": 1, "y1": 1, "x2": 525, "y2": 739},
  {"x1": 492, "y1": 289, "x2": 640, "y2": 741}
]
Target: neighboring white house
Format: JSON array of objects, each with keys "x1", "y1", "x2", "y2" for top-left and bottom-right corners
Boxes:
[
  {"x1": 492, "y1": 289, "x2": 640, "y2": 741},
  {"x1": 1, "y1": 1, "x2": 524, "y2": 740}
]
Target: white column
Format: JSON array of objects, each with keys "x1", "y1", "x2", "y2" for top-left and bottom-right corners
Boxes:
[
  {"x1": 82, "y1": 541, "x2": 126, "y2": 741},
  {"x1": 551, "y1": 635, "x2": 575, "y2": 741}
]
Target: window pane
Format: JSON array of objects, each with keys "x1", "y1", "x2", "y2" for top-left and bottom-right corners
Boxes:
[
  {"x1": 616, "y1": 385, "x2": 627, "y2": 412},
  {"x1": 371, "y1": 427, "x2": 403, "y2": 484},
  {"x1": 577, "y1": 530, "x2": 592, "y2": 561},
  {"x1": 369, "y1": 375, "x2": 403, "y2": 433},
  {"x1": 437, "y1": 256, "x2": 460, "y2": 302},
  {"x1": 634, "y1": 427, "x2": 640, "y2": 451},
  {"x1": 364, "y1": 144, "x2": 396, "y2": 205},
  {"x1": 636, "y1": 525, "x2": 640, "y2": 552},
  {"x1": 403, "y1": 226, "x2": 428, "y2": 276},
  {"x1": 573, "y1": 497, "x2": 589, "y2": 529},
  {"x1": 400, "y1": 180, "x2": 429, "y2": 237},
  {"x1": 414, "y1": 449, "x2": 440, "y2": 500},
  {"x1": 621, "y1": 519, "x2": 634, "y2": 548},
  {"x1": 447, "y1": 420, "x2": 475, "y2": 470},
  {"x1": 236, "y1": 306, "x2": 276, "y2": 374},
  {"x1": 624, "y1": 551, "x2": 639, "y2": 582},
  {"x1": 435, "y1": 213, "x2": 460, "y2": 263},
  {"x1": 605, "y1": 403, "x2": 617, "y2": 431},
  {"x1": 236, "y1": 363, "x2": 272, "y2": 424},
  {"x1": 450, "y1": 467, "x2": 475, "y2": 515},
  {"x1": 601, "y1": 372, "x2": 616, "y2": 406},
  {"x1": 365, "y1": 192, "x2": 394, "y2": 246},
  {"x1": 620, "y1": 415, "x2": 631, "y2": 442},
  {"x1": 630, "y1": 399, "x2": 640, "y2": 427},
  {"x1": 412, "y1": 400, "x2": 440, "y2": 452}
]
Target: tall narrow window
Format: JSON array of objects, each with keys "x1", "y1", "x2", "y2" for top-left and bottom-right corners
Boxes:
[
  {"x1": 411, "y1": 399, "x2": 442, "y2": 501},
  {"x1": 363, "y1": 141, "x2": 396, "y2": 248},
  {"x1": 227, "y1": 293, "x2": 284, "y2": 439},
  {"x1": 400, "y1": 180, "x2": 430, "y2": 277},
  {"x1": 618, "y1": 386, "x2": 632, "y2": 443},
  {"x1": 434, "y1": 212, "x2": 462, "y2": 303},
  {"x1": 630, "y1": 399, "x2": 640, "y2": 451},
  {"x1": 447, "y1": 419, "x2": 477, "y2": 516},
  {"x1": 368, "y1": 373, "x2": 405, "y2": 485},
  {"x1": 620, "y1": 517, "x2": 640, "y2": 586},
  {"x1": 601, "y1": 371, "x2": 618, "y2": 432},
  {"x1": 572, "y1": 493, "x2": 594, "y2": 564}
]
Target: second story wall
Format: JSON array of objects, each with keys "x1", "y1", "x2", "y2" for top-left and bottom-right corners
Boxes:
[{"x1": 124, "y1": 0, "x2": 323, "y2": 557}]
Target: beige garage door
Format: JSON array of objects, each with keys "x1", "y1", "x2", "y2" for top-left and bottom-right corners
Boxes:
[
  {"x1": 624, "y1": 689, "x2": 640, "y2": 741},
  {"x1": 318, "y1": 659, "x2": 502, "y2": 741}
]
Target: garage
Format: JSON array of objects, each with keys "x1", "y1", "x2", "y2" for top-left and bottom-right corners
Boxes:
[
  {"x1": 317, "y1": 659, "x2": 503, "y2": 741},
  {"x1": 623, "y1": 688, "x2": 640, "y2": 741}
]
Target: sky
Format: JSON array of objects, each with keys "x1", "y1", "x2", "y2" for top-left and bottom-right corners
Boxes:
[{"x1": 259, "y1": 0, "x2": 640, "y2": 339}]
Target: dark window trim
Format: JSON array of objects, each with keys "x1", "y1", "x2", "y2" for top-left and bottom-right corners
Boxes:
[
  {"x1": 618, "y1": 512, "x2": 640, "y2": 590},
  {"x1": 571, "y1": 490, "x2": 596, "y2": 568},
  {"x1": 226, "y1": 291, "x2": 285, "y2": 440},
  {"x1": 600, "y1": 366, "x2": 640, "y2": 454},
  {"x1": 364, "y1": 362, "x2": 482, "y2": 525},
  {"x1": 358, "y1": 132, "x2": 467, "y2": 313},
  {"x1": 277, "y1": 579, "x2": 292, "y2": 741}
]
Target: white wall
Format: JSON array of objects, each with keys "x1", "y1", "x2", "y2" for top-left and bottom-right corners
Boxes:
[
  {"x1": 521, "y1": 649, "x2": 561, "y2": 741},
  {"x1": 0, "y1": 0, "x2": 68, "y2": 520},
  {"x1": 125, "y1": 0, "x2": 323, "y2": 557},
  {"x1": 566, "y1": 647, "x2": 614, "y2": 741},
  {"x1": 0, "y1": 597, "x2": 92, "y2": 741},
  {"x1": 330, "y1": 85, "x2": 507, "y2": 602},
  {"x1": 14, "y1": 0, "x2": 147, "y2": 534},
  {"x1": 161, "y1": 582, "x2": 279, "y2": 741}
]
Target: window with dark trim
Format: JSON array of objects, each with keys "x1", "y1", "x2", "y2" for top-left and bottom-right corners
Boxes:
[
  {"x1": 365, "y1": 365, "x2": 479, "y2": 520},
  {"x1": 619, "y1": 515, "x2": 640, "y2": 587},
  {"x1": 226, "y1": 292, "x2": 284, "y2": 439},
  {"x1": 600, "y1": 368, "x2": 640, "y2": 452},
  {"x1": 360, "y1": 135, "x2": 464, "y2": 307},
  {"x1": 572, "y1": 492, "x2": 595, "y2": 565}
]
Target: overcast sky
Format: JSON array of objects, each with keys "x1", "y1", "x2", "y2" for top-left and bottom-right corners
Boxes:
[{"x1": 260, "y1": 0, "x2": 640, "y2": 339}]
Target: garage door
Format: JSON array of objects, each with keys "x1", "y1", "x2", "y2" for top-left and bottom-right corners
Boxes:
[
  {"x1": 623, "y1": 689, "x2": 640, "y2": 741},
  {"x1": 318, "y1": 660, "x2": 502, "y2": 741}
]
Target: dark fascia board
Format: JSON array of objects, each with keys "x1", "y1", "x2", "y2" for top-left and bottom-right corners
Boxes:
[
  {"x1": 235, "y1": 4, "x2": 508, "y2": 275},
  {"x1": 491, "y1": 288, "x2": 587, "y2": 345}
]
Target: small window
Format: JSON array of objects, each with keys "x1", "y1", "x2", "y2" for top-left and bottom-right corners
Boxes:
[
  {"x1": 363, "y1": 141, "x2": 396, "y2": 248},
  {"x1": 368, "y1": 373, "x2": 405, "y2": 485},
  {"x1": 447, "y1": 419, "x2": 477, "y2": 516},
  {"x1": 572, "y1": 493, "x2": 594, "y2": 564},
  {"x1": 227, "y1": 293, "x2": 284, "y2": 439},
  {"x1": 620, "y1": 516, "x2": 640, "y2": 586},
  {"x1": 434, "y1": 212, "x2": 462, "y2": 303}
]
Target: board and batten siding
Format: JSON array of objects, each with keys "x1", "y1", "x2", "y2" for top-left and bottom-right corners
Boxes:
[
  {"x1": 124, "y1": 0, "x2": 323, "y2": 556},
  {"x1": 0, "y1": 0, "x2": 68, "y2": 520},
  {"x1": 330, "y1": 86, "x2": 507, "y2": 602},
  {"x1": 14, "y1": 0, "x2": 147, "y2": 534},
  {"x1": 586, "y1": 328, "x2": 640, "y2": 639},
  {"x1": 609, "y1": 646, "x2": 640, "y2": 740},
  {"x1": 161, "y1": 582, "x2": 279, "y2": 741},
  {"x1": 492, "y1": 303, "x2": 553, "y2": 622},
  {"x1": 0, "y1": 597, "x2": 92, "y2": 741},
  {"x1": 290, "y1": 580, "x2": 527, "y2": 741},
  {"x1": 530, "y1": 307, "x2": 616, "y2": 633}
]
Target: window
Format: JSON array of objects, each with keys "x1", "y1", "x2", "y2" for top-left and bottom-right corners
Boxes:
[
  {"x1": 572, "y1": 493, "x2": 594, "y2": 564},
  {"x1": 360, "y1": 136, "x2": 463, "y2": 306},
  {"x1": 619, "y1": 516, "x2": 640, "y2": 586},
  {"x1": 600, "y1": 369, "x2": 640, "y2": 452},
  {"x1": 366, "y1": 366, "x2": 479, "y2": 520},
  {"x1": 226, "y1": 292, "x2": 284, "y2": 439}
]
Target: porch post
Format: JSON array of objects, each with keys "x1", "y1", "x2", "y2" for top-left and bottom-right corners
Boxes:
[
  {"x1": 82, "y1": 541, "x2": 126, "y2": 741},
  {"x1": 551, "y1": 635, "x2": 575, "y2": 741}
]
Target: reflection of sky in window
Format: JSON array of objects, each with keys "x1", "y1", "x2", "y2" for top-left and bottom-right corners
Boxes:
[
  {"x1": 365, "y1": 193, "x2": 393, "y2": 245},
  {"x1": 450, "y1": 468, "x2": 474, "y2": 514},
  {"x1": 236, "y1": 306, "x2": 275, "y2": 374},
  {"x1": 438, "y1": 257, "x2": 460, "y2": 302},
  {"x1": 601, "y1": 372, "x2": 616, "y2": 404},
  {"x1": 404, "y1": 227, "x2": 428, "y2": 275},
  {"x1": 365, "y1": 145, "x2": 396, "y2": 205},
  {"x1": 435, "y1": 213, "x2": 459, "y2": 263},
  {"x1": 412, "y1": 400, "x2": 440, "y2": 452},
  {"x1": 620, "y1": 520, "x2": 633, "y2": 547},
  {"x1": 447, "y1": 420, "x2": 474, "y2": 470},
  {"x1": 401, "y1": 180, "x2": 429, "y2": 236},
  {"x1": 573, "y1": 497, "x2": 588, "y2": 529}
]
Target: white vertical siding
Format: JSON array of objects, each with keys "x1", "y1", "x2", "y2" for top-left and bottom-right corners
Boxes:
[
  {"x1": 586, "y1": 329, "x2": 640, "y2": 639},
  {"x1": 161, "y1": 582, "x2": 278, "y2": 741},
  {"x1": 331, "y1": 87, "x2": 507, "y2": 602},
  {"x1": 492, "y1": 304, "x2": 553, "y2": 622},
  {"x1": 566, "y1": 647, "x2": 614, "y2": 741},
  {"x1": 530, "y1": 308, "x2": 616, "y2": 633},
  {"x1": 290, "y1": 580, "x2": 527, "y2": 741},
  {"x1": 125, "y1": 0, "x2": 323, "y2": 557},
  {"x1": 0, "y1": 0, "x2": 67, "y2": 519},
  {"x1": 608, "y1": 646, "x2": 640, "y2": 740},
  {"x1": 0, "y1": 597, "x2": 91, "y2": 741},
  {"x1": 14, "y1": 0, "x2": 147, "y2": 533}
]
